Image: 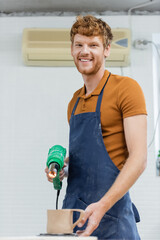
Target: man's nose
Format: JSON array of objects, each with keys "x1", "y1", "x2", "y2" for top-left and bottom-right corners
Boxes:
[{"x1": 81, "y1": 45, "x2": 89, "y2": 55}]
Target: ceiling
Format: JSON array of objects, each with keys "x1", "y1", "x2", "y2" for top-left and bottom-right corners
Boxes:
[{"x1": 0, "y1": 0, "x2": 160, "y2": 14}]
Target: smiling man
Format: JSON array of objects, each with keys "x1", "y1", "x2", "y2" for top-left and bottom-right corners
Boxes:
[
  {"x1": 71, "y1": 34, "x2": 110, "y2": 77},
  {"x1": 46, "y1": 15, "x2": 147, "y2": 239}
]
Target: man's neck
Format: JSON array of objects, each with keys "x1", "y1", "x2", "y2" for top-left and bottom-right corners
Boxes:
[{"x1": 82, "y1": 69, "x2": 105, "y2": 96}]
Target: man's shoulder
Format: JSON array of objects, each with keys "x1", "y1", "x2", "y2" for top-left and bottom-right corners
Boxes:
[
  {"x1": 69, "y1": 87, "x2": 83, "y2": 104},
  {"x1": 68, "y1": 87, "x2": 83, "y2": 109},
  {"x1": 72, "y1": 87, "x2": 83, "y2": 98},
  {"x1": 109, "y1": 73, "x2": 142, "y2": 92},
  {"x1": 111, "y1": 73, "x2": 137, "y2": 84},
  {"x1": 109, "y1": 73, "x2": 147, "y2": 117}
]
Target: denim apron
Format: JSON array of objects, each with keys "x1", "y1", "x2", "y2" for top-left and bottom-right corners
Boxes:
[{"x1": 63, "y1": 73, "x2": 140, "y2": 239}]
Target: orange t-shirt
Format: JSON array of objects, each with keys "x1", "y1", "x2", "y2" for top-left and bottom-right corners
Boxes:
[{"x1": 67, "y1": 70, "x2": 147, "y2": 170}]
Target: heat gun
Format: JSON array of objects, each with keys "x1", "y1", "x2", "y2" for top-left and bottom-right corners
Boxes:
[
  {"x1": 46, "y1": 145, "x2": 66, "y2": 190},
  {"x1": 46, "y1": 145, "x2": 66, "y2": 209}
]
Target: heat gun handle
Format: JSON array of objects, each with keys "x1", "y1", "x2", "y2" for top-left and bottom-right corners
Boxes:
[{"x1": 53, "y1": 173, "x2": 62, "y2": 190}]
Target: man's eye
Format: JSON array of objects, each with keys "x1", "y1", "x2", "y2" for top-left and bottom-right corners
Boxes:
[{"x1": 75, "y1": 44, "x2": 82, "y2": 47}]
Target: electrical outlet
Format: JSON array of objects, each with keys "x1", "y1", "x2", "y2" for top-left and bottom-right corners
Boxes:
[{"x1": 133, "y1": 39, "x2": 150, "y2": 50}]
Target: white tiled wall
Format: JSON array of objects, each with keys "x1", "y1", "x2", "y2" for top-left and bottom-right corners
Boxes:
[{"x1": 0, "y1": 15, "x2": 160, "y2": 239}]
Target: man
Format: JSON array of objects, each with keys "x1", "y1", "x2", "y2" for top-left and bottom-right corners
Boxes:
[{"x1": 45, "y1": 15, "x2": 147, "y2": 239}]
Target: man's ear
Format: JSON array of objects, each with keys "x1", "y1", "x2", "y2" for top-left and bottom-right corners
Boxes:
[{"x1": 104, "y1": 44, "x2": 111, "y2": 58}]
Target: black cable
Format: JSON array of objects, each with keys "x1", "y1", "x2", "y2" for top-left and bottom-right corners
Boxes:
[
  {"x1": 147, "y1": 41, "x2": 160, "y2": 149},
  {"x1": 56, "y1": 190, "x2": 60, "y2": 210}
]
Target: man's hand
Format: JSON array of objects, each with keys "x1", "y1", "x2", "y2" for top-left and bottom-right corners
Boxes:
[
  {"x1": 59, "y1": 162, "x2": 68, "y2": 180},
  {"x1": 76, "y1": 201, "x2": 107, "y2": 237}
]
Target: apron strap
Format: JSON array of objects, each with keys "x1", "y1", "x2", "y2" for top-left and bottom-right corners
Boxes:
[
  {"x1": 71, "y1": 97, "x2": 80, "y2": 116},
  {"x1": 96, "y1": 72, "x2": 111, "y2": 114}
]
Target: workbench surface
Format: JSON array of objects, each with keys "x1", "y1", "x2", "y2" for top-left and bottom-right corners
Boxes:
[{"x1": 0, "y1": 236, "x2": 97, "y2": 240}]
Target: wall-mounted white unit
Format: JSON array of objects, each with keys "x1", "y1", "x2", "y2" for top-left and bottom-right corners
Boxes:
[
  {"x1": 107, "y1": 28, "x2": 131, "y2": 67},
  {"x1": 22, "y1": 28, "x2": 131, "y2": 67}
]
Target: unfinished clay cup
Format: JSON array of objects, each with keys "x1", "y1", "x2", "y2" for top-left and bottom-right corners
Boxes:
[{"x1": 47, "y1": 209, "x2": 85, "y2": 234}]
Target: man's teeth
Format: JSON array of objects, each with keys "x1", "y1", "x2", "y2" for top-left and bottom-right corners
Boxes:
[{"x1": 80, "y1": 59, "x2": 90, "y2": 62}]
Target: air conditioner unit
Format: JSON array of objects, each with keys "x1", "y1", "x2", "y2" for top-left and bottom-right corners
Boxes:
[{"x1": 22, "y1": 28, "x2": 131, "y2": 67}]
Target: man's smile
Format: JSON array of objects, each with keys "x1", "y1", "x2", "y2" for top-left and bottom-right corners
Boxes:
[{"x1": 79, "y1": 58, "x2": 93, "y2": 62}]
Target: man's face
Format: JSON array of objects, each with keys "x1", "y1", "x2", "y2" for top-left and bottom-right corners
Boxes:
[{"x1": 71, "y1": 34, "x2": 110, "y2": 76}]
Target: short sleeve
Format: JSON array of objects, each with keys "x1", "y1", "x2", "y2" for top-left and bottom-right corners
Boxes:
[
  {"x1": 117, "y1": 77, "x2": 147, "y2": 118},
  {"x1": 67, "y1": 88, "x2": 82, "y2": 123},
  {"x1": 67, "y1": 100, "x2": 72, "y2": 123}
]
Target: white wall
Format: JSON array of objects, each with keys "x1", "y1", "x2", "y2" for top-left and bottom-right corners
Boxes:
[{"x1": 0, "y1": 15, "x2": 160, "y2": 239}]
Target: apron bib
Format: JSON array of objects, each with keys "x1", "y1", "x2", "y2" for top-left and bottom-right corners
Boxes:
[{"x1": 63, "y1": 73, "x2": 140, "y2": 239}]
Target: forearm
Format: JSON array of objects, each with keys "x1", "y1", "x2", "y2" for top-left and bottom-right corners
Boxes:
[
  {"x1": 99, "y1": 154, "x2": 147, "y2": 213},
  {"x1": 99, "y1": 115, "x2": 147, "y2": 213}
]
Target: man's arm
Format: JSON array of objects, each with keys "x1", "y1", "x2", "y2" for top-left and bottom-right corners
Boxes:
[{"x1": 77, "y1": 114, "x2": 147, "y2": 236}]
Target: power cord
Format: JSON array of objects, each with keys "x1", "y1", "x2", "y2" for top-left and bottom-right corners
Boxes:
[
  {"x1": 127, "y1": 1, "x2": 159, "y2": 36},
  {"x1": 56, "y1": 190, "x2": 60, "y2": 210},
  {"x1": 128, "y1": 0, "x2": 157, "y2": 15},
  {"x1": 133, "y1": 40, "x2": 160, "y2": 149}
]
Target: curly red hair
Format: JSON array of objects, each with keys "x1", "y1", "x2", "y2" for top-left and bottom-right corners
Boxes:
[{"x1": 70, "y1": 15, "x2": 113, "y2": 48}]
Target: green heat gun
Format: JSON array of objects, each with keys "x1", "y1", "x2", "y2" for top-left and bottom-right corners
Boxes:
[{"x1": 46, "y1": 145, "x2": 66, "y2": 209}]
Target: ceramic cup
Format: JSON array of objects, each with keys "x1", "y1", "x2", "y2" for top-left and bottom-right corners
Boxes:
[{"x1": 47, "y1": 209, "x2": 85, "y2": 234}]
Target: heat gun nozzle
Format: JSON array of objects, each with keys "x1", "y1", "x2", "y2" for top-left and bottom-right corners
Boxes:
[{"x1": 48, "y1": 168, "x2": 57, "y2": 178}]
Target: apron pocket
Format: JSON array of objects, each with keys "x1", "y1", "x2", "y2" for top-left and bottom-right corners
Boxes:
[
  {"x1": 73, "y1": 197, "x2": 88, "y2": 232},
  {"x1": 77, "y1": 198, "x2": 119, "y2": 239},
  {"x1": 63, "y1": 195, "x2": 88, "y2": 210},
  {"x1": 101, "y1": 212, "x2": 118, "y2": 222},
  {"x1": 62, "y1": 195, "x2": 77, "y2": 209},
  {"x1": 64, "y1": 196, "x2": 119, "y2": 238},
  {"x1": 93, "y1": 212, "x2": 118, "y2": 239},
  {"x1": 76, "y1": 197, "x2": 88, "y2": 210}
]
